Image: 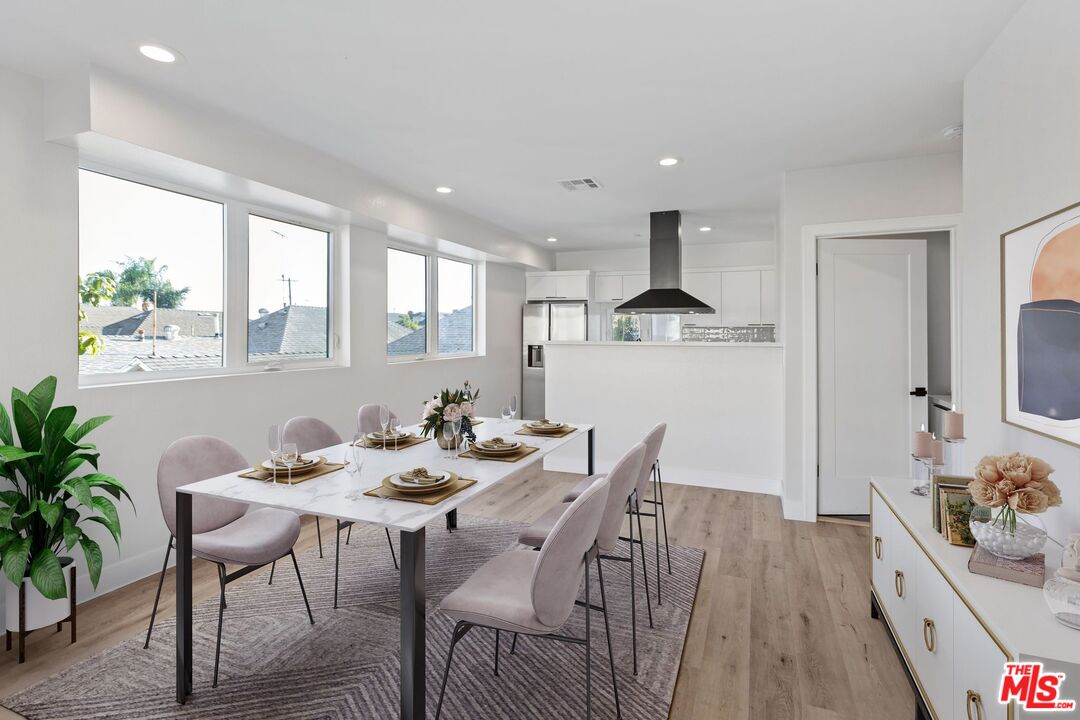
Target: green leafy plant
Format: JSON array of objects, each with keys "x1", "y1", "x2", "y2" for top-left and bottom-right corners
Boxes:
[
  {"x1": 0, "y1": 377, "x2": 133, "y2": 599},
  {"x1": 78, "y1": 272, "x2": 117, "y2": 356}
]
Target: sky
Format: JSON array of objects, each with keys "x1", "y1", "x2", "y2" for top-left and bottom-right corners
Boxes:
[{"x1": 80, "y1": 169, "x2": 473, "y2": 317}]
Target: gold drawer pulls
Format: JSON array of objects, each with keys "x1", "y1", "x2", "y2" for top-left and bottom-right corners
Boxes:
[
  {"x1": 966, "y1": 689, "x2": 984, "y2": 720},
  {"x1": 873, "y1": 535, "x2": 882, "y2": 559},
  {"x1": 894, "y1": 569, "x2": 905, "y2": 598},
  {"x1": 922, "y1": 617, "x2": 936, "y2": 653}
]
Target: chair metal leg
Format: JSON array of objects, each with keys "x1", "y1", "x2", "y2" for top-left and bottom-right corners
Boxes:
[
  {"x1": 334, "y1": 521, "x2": 342, "y2": 609},
  {"x1": 510, "y1": 632, "x2": 519, "y2": 654},
  {"x1": 346, "y1": 523, "x2": 352, "y2": 545},
  {"x1": 628, "y1": 502, "x2": 639, "y2": 674},
  {"x1": 435, "y1": 621, "x2": 472, "y2": 720},
  {"x1": 596, "y1": 555, "x2": 622, "y2": 720},
  {"x1": 494, "y1": 629, "x2": 500, "y2": 676},
  {"x1": 212, "y1": 564, "x2": 226, "y2": 688},
  {"x1": 268, "y1": 560, "x2": 275, "y2": 585},
  {"x1": 290, "y1": 550, "x2": 315, "y2": 625},
  {"x1": 385, "y1": 527, "x2": 399, "y2": 569},
  {"x1": 653, "y1": 477, "x2": 662, "y2": 606},
  {"x1": 585, "y1": 555, "x2": 592, "y2": 720},
  {"x1": 143, "y1": 535, "x2": 173, "y2": 649},
  {"x1": 315, "y1": 517, "x2": 324, "y2": 559},
  {"x1": 657, "y1": 460, "x2": 672, "y2": 575},
  {"x1": 636, "y1": 503, "x2": 657, "y2": 612}
]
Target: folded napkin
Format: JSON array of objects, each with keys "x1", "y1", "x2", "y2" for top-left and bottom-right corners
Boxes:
[{"x1": 400, "y1": 467, "x2": 444, "y2": 485}]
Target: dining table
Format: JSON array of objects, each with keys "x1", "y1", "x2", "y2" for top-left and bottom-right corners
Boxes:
[{"x1": 174, "y1": 417, "x2": 594, "y2": 719}]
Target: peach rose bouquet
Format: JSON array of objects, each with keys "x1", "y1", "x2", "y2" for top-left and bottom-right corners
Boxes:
[
  {"x1": 967, "y1": 453, "x2": 1061, "y2": 533},
  {"x1": 419, "y1": 381, "x2": 480, "y2": 438}
]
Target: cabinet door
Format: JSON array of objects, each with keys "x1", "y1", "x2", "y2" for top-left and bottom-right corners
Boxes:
[
  {"x1": 870, "y1": 491, "x2": 891, "y2": 609},
  {"x1": 887, "y1": 518, "x2": 920, "y2": 657},
  {"x1": 526, "y1": 275, "x2": 556, "y2": 300},
  {"x1": 721, "y1": 270, "x2": 761, "y2": 326},
  {"x1": 556, "y1": 274, "x2": 588, "y2": 300},
  {"x1": 760, "y1": 269, "x2": 778, "y2": 325},
  {"x1": 595, "y1": 275, "x2": 624, "y2": 302},
  {"x1": 914, "y1": 554, "x2": 955, "y2": 720},
  {"x1": 953, "y1": 601, "x2": 1009, "y2": 720},
  {"x1": 622, "y1": 273, "x2": 649, "y2": 300}
]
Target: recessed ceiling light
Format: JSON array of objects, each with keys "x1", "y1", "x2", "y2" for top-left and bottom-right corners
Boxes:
[
  {"x1": 139, "y1": 44, "x2": 179, "y2": 63},
  {"x1": 658, "y1": 157, "x2": 680, "y2": 167},
  {"x1": 699, "y1": 226, "x2": 712, "y2": 232},
  {"x1": 546, "y1": 237, "x2": 558, "y2": 243},
  {"x1": 435, "y1": 186, "x2": 454, "y2": 194}
]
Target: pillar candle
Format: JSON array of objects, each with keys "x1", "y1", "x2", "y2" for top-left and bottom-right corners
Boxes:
[
  {"x1": 931, "y1": 437, "x2": 946, "y2": 467},
  {"x1": 914, "y1": 426, "x2": 933, "y2": 458},
  {"x1": 943, "y1": 406, "x2": 965, "y2": 440}
]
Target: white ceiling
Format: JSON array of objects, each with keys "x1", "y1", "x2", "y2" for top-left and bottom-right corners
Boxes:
[{"x1": 0, "y1": 1, "x2": 1022, "y2": 251}]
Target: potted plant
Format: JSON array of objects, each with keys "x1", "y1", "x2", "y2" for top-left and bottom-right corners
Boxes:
[
  {"x1": 420, "y1": 381, "x2": 479, "y2": 449},
  {"x1": 0, "y1": 376, "x2": 133, "y2": 631}
]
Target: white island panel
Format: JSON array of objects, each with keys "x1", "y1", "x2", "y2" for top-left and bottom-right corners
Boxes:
[{"x1": 543, "y1": 342, "x2": 783, "y2": 494}]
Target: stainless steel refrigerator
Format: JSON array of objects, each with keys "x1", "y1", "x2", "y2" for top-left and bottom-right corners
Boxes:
[{"x1": 522, "y1": 301, "x2": 588, "y2": 420}]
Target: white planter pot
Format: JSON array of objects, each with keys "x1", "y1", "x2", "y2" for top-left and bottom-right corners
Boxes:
[{"x1": 5, "y1": 560, "x2": 73, "y2": 632}]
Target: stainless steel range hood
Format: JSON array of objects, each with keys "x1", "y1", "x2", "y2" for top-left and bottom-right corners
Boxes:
[{"x1": 615, "y1": 210, "x2": 715, "y2": 314}]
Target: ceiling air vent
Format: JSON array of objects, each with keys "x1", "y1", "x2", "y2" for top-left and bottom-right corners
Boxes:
[{"x1": 557, "y1": 177, "x2": 602, "y2": 192}]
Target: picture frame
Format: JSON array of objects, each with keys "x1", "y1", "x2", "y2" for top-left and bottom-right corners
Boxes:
[
  {"x1": 939, "y1": 487, "x2": 976, "y2": 548},
  {"x1": 931, "y1": 474, "x2": 971, "y2": 534},
  {"x1": 1001, "y1": 200, "x2": 1080, "y2": 447}
]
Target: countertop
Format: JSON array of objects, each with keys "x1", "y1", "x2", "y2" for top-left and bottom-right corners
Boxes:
[{"x1": 544, "y1": 340, "x2": 783, "y2": 348}]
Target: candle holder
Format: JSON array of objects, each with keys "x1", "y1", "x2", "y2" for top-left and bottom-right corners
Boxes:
[
  {"x1": 942, "y1": 437, "x2": 966, "y2": 475},
  {"x1": 910, "y1": 454, "x2": 942, "y2": 496}
]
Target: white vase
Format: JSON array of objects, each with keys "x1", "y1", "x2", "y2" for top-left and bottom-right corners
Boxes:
[{"x1": 5, "y1": 560, "x2": 74, "y2": 632}]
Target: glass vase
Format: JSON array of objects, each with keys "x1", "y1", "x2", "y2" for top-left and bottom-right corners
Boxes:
[
  {"x1": 1044, "y1": 570, "x2": 1080, "y2": 631},
  {"x1": 969, "y1": 507, "x2": 1047, "y2": 560}
]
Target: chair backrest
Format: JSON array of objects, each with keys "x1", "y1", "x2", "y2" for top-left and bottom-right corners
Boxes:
[
  {"x1": 157, "y1": 435, "x2": 249, "y2": 537},
  {"x1": 633, "y1": 422, "x2": 667, "y2": 501},
  {"x1": 282, "y1": 416, "x2": 342, "y2": 455},
  {"x1": 531, "y1": 476, "x2": 610, "y2": 627},
  {"x1": 356, "y1": 404, "x2": 399, "y2": 434},
  {"x1": 595, "y1": 443, "x2": 647, "y2": 553}
]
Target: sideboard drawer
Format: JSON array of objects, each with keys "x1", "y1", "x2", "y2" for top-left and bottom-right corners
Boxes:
[
  {"x1": 887, "y1": 509, "x2": 921, "y2": 652},
  {"x1": 871, "y1": 491, "x2": 892, "y2": 604},
  {"x1": 915, "y1": 550, "x2": 956, "y2": 720},
  {"x1": 953, "y1": 600, "x2": 1009, "y2": 720}
]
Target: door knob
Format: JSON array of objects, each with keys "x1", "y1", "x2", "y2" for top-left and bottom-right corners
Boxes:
[{"x1": 909, "y1": 387, "x2": 928, "y2": 397}]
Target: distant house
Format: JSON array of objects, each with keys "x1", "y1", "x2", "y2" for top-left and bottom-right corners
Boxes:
[
  {"x1": 387, "y1": 306, "x2": 473, "y2": 355},
  {"x1": 248, "y1": 305, "x2": 328, "y2": 360}
]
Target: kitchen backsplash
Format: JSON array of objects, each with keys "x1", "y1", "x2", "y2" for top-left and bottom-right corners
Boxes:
[{"x1": 681, "y1": 325, "x2": 776, "y2": 343}]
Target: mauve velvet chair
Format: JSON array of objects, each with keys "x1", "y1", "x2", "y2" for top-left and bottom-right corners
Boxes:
[
  {"x1": 356, "y1": 403, "x2": 398, "y2": 435},
  {"x1": 563, "y1": 422, "x2": 667, "y2": 608},
  {"x1": 281, "y1": 415, "x2": 398, "y2": 608},
  {"x1": 435, "y1": 476, "x2": 618, "y2": 720},
  {"x1": 518, "y1": 441, "x2": 647, "y2": 675},
  {"x1": 143, "y1": 435, "x2": 314, "y2": 688}
]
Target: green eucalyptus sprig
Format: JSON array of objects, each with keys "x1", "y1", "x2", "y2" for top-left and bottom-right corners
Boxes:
[{"x1": 0, "y1": 377, "x2": 133, "y2": 599}]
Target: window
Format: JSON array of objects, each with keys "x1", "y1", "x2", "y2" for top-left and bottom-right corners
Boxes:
[
  {"x1": 437, "y1": 257, "x2": 474, "y2": 354},
  {"x1": 78, "y1": 169, "x2": 225, "y2": 376},
  {"x1": 386, "y1": 248, "x2": 477, "y2": 360},
  {"x1": 77, "y1": 167, "x2": 341, "y2": 384},
  {"x1": 611, "y1": 313, "x2": 642, "y2": 342},
  {"x1": 386, "y1": 249, "x2": 428, "y2": 357},
  {"x1": 247, "y1": 216, "x2": 330, "y2": 362}
]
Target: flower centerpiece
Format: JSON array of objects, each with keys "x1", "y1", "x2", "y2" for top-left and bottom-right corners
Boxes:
[
  {"x1": 967, "y1": 453, "x2": 1061, "y2": 560},
  {"x1": 420, "y1": 381, "x2": 480, "y2": 449}
]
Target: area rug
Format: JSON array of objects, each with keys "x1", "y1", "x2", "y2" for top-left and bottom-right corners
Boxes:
[{"x1": 4, "y1": 515, "x2": 704, "y2": 719}]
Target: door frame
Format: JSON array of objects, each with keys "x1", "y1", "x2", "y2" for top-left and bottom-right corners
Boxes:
[{"x1": 799, "y1": 214, "x2": 962, "y2": 522}]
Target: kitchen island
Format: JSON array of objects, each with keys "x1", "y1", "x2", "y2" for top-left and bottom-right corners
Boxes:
[{"x1": 541, "y1": 341, "x2": 783, "y2": 495}]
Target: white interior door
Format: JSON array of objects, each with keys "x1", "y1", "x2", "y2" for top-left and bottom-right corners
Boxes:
[{"x1": 818, "y1": 238, "x2": 928, "y2": 515}]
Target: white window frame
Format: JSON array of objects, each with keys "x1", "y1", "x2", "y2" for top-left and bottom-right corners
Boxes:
[
  {"x1": 386, "y1": 244, "x2": 479, "y2": 363},
  {"x1": 77, "y1": 163, "x2": 346, "y2": 388}
]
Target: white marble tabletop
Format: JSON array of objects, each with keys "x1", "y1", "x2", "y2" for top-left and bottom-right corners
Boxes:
[{"x1": 177, "y1": 418, "x2": 593, "y2": 532}]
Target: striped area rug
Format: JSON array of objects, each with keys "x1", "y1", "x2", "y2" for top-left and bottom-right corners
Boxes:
[{"x1": 5, "y1": 515, "x2": 704, "y2": 719}]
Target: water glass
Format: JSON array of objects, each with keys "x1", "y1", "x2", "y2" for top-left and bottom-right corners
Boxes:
[
  {"x1": 509, "y1": 394, "x2": 518, "y2": 421},
  {"x1": 451, "y1": 418, "x2": 462, "y2": 458},
  {"x1": 281, "y1": 442, "x2": 298, "y2": 486},
  {"x1": 442, "y1": 422, "x2": 455, "y2": 459},
  {"x1": 346, "y1": 434, "x2": 365, "y2": 484},
  {"x1": 379, "y1": 404, "x2": 391, "y2": 448}
]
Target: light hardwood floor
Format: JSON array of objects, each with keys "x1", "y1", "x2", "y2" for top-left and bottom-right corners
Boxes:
[{"x1": 0, "y1": 469, "x2": 914, "y2": 719}]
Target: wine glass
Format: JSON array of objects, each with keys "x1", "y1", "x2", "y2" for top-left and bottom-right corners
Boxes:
[
  {"x1": 379, "y1": 405, "x2": 391, "y2": 449},
  {"x1": 281, "y1": 442, "x2": 298, "y2": 486},
  {"x1": 509, "y1": 395, "x2": 518, "y2": 422},
  {"x1": 442, "y1": 422, "x2": 455, "y2": 460},
  {"x1": 451, "y1": 417, "x2": 462, "y2": 457},
  {"x1": 268, "y1": 424, "x2": 281, "y2": 485},
  {"x1": 345, "y1": 434, "x2": 365, "y2": 484},
  {"x1": 501, "y1": 406, "x2": 511, "y2": 424},
  {"x1": 392, "y1": 417, "x2": 403, "y2": 451}
]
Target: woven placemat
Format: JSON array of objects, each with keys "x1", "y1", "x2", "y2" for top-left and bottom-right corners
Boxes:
[
  {"x1": 514, "y1": 425, "x2": 577, "y2": 439},
  {"x1": 363, "y1": 476, "x2": 477, "y2": 505},
  {"x1": 356, "y1": 434, "x2": 431, "y2": 451},
  {"x1": 239, "y1": 461, "x2": 344, "y2": 484},
  {"x1": 459, "y1": 444, "x2": 540, "y2": 463}
]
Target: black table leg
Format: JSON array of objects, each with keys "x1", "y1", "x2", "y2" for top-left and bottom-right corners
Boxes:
[
  {"x1": 400, "y1": 528, "x2": 426, "y2": 720},
  {"x1": 176, "y1": 491, "x2": 193, "y2": 703},
  {"x1": 445, "y1": 509, "x2": 458, "y2": 531},
  {"x1": 587, "y1": 427, "x2": 595, "y2": 476}
]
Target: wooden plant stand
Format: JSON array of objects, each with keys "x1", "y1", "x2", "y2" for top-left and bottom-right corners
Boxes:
[{"x1": 5, "y1": 565, "x2": 77, "y2": 664}]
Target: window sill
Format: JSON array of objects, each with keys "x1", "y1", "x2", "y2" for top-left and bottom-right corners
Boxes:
[
  {"x1": 385, "y1": 352, "x2": 481, "y2": 366},
  {"x1": 78, "y1": 358, "x2": 347, "y2": 389}
]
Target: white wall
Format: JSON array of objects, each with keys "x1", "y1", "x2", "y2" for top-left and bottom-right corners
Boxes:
[
  {"x1": 0, "y1": 65, "x2": 525, "y2": 613},
  {"x1": 555, "y1": 240, "x2": 775, "y2": 272},
  {"x1": 961, "y1": 0, "x2": 1080, "y2": 543},
  {"x1": 780, "y1": 153, "x2": 963, "y2": 517}
]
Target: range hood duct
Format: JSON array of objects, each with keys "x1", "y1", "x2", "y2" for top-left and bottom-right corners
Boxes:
[{"x1": 614, "y1": 210, "x2": 715, "y2": 315}]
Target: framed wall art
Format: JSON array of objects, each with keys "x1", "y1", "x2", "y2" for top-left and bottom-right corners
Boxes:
[{"x1": 1002, "y1": 199, "x2": 1080, "y2": 446}]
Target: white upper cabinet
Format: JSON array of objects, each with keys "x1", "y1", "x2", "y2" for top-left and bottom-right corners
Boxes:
[
  {"x1": 760, "y1": 269, "x2": 778, "y2": 325},
  {"x1": 526, "y1": 274, "x2": 556, "y2": 300},
  {"x1": 526, "y1": 271, "x2": 590, "y2": 300},
  {"x1": 594, "y1": 274, "x2": 624, "y2": 302},
  {"x1": 555, "y1": 273, "x2": 588, "y2": 299},
  {"x1": 720, "y1": 270, "x2": 761, "y2": 326},
  {"x1": 681, "y1": 271, "x2": 722, "y2": 323}
]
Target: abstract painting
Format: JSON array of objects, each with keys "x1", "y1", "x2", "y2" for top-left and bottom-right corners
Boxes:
[{"x1": 1002, "y1": 200, "x2": 1080, "y2": 447}]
